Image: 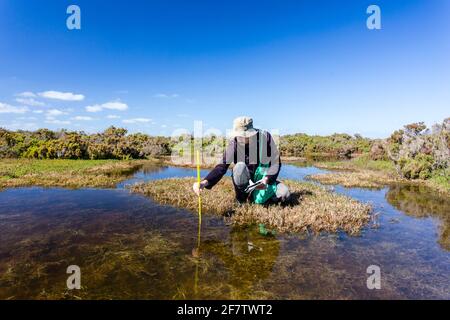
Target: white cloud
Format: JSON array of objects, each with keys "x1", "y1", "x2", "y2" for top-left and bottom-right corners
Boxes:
[
  {"x1": 106, "y1": 115, "x2": 121, "y2": 119},
  {"x1": 16, "y1": 91, "x2": 36, "y2": 98},
  {"x1": 101, "y1": 101, "x2": 128, "y2": 111},
  {"x1": 32, "y1": 110, "x2": 44, "y2": 114},
  {"x1": 72, "y1": 116, "x2": 93, "y2": 121},
  {"x1": 0, "y1": 102, "x2": 28, "y2": 114},
  {"x1": 86, "y1": 101, "x2": 128, "y2": 112},
  {"x1": 154, "y1": 93, "x2": 179, "y2": 99},
  {"x1": 45, "y1": 119, "x2": 71, "y2": 125},
  {"x1": 122, "y1": 118, "x2": 153, "y2": 124},
  {"x1": 15, "y1": 97, "x2": 45, "y2": 107},
  {"x1": 47, "y1": 109, "x2": 67, "y2": 117},
  {"x1": 39, "y1": 90, "x2": 85, "y2": 101},
  {"x1": 85, "y1": 105, "x2": 102, "y2": 112}
]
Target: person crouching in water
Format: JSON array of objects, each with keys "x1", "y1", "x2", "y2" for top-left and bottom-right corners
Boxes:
[{"x1": 193, "y1": 116, "x2": 290, "y2": 204}]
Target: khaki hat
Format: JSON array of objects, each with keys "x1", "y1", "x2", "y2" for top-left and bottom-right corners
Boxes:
[{"x1": 231, "y1": 116, "x2": 257, "y2": 138}]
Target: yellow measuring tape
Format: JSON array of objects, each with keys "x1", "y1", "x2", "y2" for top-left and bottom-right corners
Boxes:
[
  {"x1": 196, "y1": 150, "x2": 202, "y2": 226},
  {"x1": 194, "y1": 150, "x2": 202, "y2": 295}
]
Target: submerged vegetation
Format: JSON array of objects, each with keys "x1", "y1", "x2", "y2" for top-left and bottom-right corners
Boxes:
[
  {"x1": 130, "y1": 177, "x2": 371, "y2": 235},
  {"x1": 0, "y1": 159, "x2": 147, "y2": 189},
  {"x1": 0, "y1": 210, "x2": 192, "y2": 299}
]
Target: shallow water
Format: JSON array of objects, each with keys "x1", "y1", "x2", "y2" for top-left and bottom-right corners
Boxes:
[{"x1": 0, "y1": 163, "x2": 448, "y2": 299}]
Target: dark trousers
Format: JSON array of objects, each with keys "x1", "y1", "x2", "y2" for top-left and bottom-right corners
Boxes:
[
  {"x1": 231, "y1": 162, "x2": 290, "y2": 204},
  {"x1": 231, "y1": 162, "x2": 251, "y2": 203}
]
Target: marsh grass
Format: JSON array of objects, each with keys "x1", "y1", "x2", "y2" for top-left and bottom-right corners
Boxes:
[
  {"x1": 428, "y1": 170, "x2": 450, "y2": 195},
  {"x1": 130, "y1": 177, "x2": 371, "y2": 235},
  {"x1": 310, "y1": 156, "x2": 401, "y2": 188},
  {"x1": 309, "y1": 171, "x2": 401, "y2": 189},
  {"x1": 312, "y1": 156, "x2": 449, "y2": 195},
  {"x1": 0, "y1": 159, "x2": 148, "y2": 189},
  {"x1": 316, "y1": 156, "x2": 397, "y2": 173}
]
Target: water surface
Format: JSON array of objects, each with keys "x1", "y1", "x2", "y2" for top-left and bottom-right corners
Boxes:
[{"x1": 0, "y1": 163, "x2": 448, "y2": 299}]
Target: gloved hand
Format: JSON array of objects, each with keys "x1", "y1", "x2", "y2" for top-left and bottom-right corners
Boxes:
[{"x1": 193, "y1": 180, "x2": 209, "y2": 196}]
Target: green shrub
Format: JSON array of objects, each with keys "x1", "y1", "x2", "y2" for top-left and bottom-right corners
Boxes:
[
  {"x1": 0, "y1": 126, "x2": 172, "y2": 160},
  {"x1": 399, "y1": 154, "x2": 434, "y2": 180},
  {"x1": 279, "y1": 133, "x2": 372, "y2": 157}
]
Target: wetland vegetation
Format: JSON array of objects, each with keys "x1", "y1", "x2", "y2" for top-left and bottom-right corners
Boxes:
[
  {"x1": 0, "y1": 118, "x2": 448, "y2": 299},
  {"x1": 0, "y1": 159, "x2": 147, "y2": 189},
  {"x1": 1, "y1": 118, "x2": 448, "y2": 194},
  {"x1": 130, "y1": 177, "x2": 371, "y2": 235}
]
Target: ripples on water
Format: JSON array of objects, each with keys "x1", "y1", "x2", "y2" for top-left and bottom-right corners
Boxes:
[{"x1": 0, "y1": 163, "x2": 448, "y2": 299}]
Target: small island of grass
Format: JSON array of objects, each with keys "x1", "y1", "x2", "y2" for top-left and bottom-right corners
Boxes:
[{"x1": 130, "y1": 177, "x2": 372, "y2": 235}]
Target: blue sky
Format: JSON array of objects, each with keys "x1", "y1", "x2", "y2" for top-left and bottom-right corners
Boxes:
[{"x1": 0, "y1": 0, "x2": 449, "y2": 137}]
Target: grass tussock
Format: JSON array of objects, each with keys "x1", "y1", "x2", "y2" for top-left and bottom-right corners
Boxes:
[
  {"x1": 0, "y1": 159, "x2": 147, "y2": 189},
  {"x1": 130, "y1": 177, "x2": 371, "y2": 235}
]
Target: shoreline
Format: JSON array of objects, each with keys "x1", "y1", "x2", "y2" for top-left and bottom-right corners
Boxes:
[
  {"x1": 1, "y1": 157, "x2": 447, "y2": 196},
  {"x1": 310, "y1": 158, "x2": 449, "y2": 196},
  {"x1": 0, "y1": 159, "x2": 148, "y2": 190}
]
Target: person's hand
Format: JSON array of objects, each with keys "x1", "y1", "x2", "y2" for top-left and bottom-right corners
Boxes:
[
  {"x1": 193, "y1": 180, "x2": 208, "y2": 196},
  {"x1": 255, "y1": 177, "x2": 269, "y2": 190}
]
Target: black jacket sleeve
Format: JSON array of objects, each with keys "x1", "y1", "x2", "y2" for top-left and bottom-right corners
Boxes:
[
  {"x1": 263, "y1": 131, "x2": 281, "y2": 184},
  {"x1": 203, "y1": 139, "x2": 234, "y2": 189}
]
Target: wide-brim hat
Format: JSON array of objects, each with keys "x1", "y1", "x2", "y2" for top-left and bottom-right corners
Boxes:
[{"x1": 230, "y1": 116, "x2": 258, "y2": 138}]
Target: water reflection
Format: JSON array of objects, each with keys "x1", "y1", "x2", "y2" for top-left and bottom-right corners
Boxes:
[{"x1": 386, "y1": 184, "x2": 450, "y2": 250}]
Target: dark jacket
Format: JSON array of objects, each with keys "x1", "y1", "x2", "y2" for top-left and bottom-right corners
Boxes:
[{"x1": 204, "y1": 130, "x2": 281, "y2": 189}]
